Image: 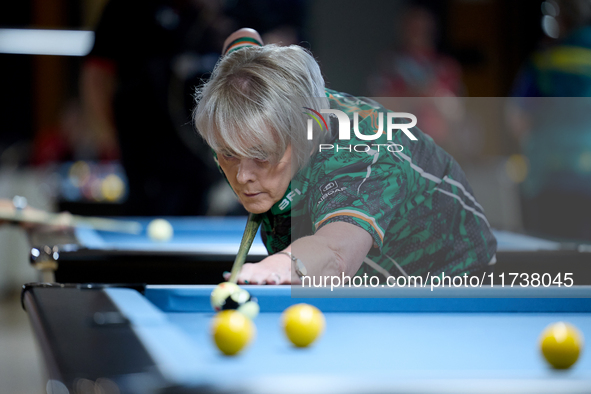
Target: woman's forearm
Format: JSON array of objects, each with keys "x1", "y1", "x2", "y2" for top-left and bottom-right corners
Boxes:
[{"x1": 288, "y1": 221, "x2": 373, "y2": 279}]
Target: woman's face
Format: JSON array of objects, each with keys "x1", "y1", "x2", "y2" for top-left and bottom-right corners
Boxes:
[{"x1": 217, "y1": 145, "x2": 292, "y2": 214}]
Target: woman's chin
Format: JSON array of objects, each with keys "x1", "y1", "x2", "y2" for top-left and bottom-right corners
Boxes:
[
  {"x1": 242, "y1": 201, "x2": 272, "y2": 214},
  {"x1": 244, "y1": 206, "x2": 268, "y2": 214}
]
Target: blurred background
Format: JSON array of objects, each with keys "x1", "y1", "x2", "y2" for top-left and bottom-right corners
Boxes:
[{"x1": 2, "y1": 0, "x2": 591, "y2": 392}]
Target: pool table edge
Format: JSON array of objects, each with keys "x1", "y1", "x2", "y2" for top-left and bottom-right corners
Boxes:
[{"x1": 21, "y1": 284, "x2": 174, "y2": 392}]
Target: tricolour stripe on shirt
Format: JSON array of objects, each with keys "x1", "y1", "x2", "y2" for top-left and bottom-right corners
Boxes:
[{"x1": 315, "y1": 208, "x2": 385, "y2": 243}]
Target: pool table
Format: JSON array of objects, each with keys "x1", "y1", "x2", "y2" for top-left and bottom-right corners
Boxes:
[
  {"x1": 22, "y1": 283, "x2": 591, "y2": 393},
  {"x1": 28, "y1": 217, "x2": 268, "y2": 284},
  {"x1": 26, "y1": 216, "x2": 591, "y2": 284}
]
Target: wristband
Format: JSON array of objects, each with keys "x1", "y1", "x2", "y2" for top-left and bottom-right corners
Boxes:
[{"x1": 224, "y1": 36, "x2": 263, "y2": 55}]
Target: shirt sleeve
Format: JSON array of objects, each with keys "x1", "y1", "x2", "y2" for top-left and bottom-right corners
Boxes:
[{"x1": 310, "y1": 150, "x2": 406, "y2": 251}]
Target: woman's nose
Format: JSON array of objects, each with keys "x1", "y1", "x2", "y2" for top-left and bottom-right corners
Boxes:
[{"x1": 236, "y1": 159, "x2": 257, "y2": 184}]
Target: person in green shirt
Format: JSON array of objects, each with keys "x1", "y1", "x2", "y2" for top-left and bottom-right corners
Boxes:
[{"x1": 193, "y1": 29, "x2": 496, "y2": 285}]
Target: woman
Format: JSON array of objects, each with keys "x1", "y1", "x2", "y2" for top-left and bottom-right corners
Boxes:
[{"x1": 193, "y1": 29, "x2": 496, "y2": 285}]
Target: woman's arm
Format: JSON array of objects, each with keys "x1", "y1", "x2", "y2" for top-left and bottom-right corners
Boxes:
[{"x1": 228, "y1": 221, "x2": 373, "y2": 285}]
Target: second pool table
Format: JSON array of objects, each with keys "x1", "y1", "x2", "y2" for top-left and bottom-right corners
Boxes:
[{"x1": 26, "y1": 217, "x2": 591, "y2": 284}]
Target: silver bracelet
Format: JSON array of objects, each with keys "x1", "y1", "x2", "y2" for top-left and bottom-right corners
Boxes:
[{"x1": 277, "y1": 251, "x2": 308, "y2": 279}]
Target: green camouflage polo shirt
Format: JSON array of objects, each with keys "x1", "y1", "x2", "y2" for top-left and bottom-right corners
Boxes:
[{"x1": 260, "y1": 89, "x2": 497, "y2": 279}]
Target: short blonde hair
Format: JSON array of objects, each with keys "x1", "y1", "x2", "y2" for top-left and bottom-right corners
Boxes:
[{"x1": 193, "y1": 44, "x2": 330, "y2": 171}]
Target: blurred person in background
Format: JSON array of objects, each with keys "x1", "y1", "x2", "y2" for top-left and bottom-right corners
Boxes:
[
  {"x1": 31, "y1": 99, "x2": 98, "y2": 166},
  {"x1": 511, "y1": 0, "x2": 591, "y2": 241},
  {"x1": 368, "y1": 5, "x2": 462, "y2": 99},
  {"x1": 82, "y1": 0, "x2": 307, "y2": 216},
  {"x1": 82, "y1": 0, "x2": 234, "y2": 216},
  {"x1": 367, "y1": 4, "x2": 466, "y2": 158}
]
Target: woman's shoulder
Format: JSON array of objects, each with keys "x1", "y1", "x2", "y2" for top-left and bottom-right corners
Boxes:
[{"x1": 325, "y1": 89, "x2": 385, "y2": 114}]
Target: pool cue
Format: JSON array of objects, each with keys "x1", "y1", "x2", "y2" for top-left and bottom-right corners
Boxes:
[
  {"x1": 228, "y1": 212, "x2": 263, "y2": 284},
  {"x1": 0, "y1": 209, "x2": 142, "y2": 234},
  {"x1": 69, "y1": 216, "x2": 142, "y2": 234}
]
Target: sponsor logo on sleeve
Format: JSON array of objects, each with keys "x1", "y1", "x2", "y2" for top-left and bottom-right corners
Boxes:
[
  {"x1": 317, "y1": 181, "x2": 347, "y2": 206},
  {"x1": 319, "y1": 181, "x2": 338, "y2": 193}
]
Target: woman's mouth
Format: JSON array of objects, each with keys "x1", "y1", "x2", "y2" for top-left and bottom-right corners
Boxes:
[{"x1": 243, "y1": 192, "x2": 261, "y2": 198}]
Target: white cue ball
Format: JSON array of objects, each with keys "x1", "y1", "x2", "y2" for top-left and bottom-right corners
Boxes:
[{"x1": 147, "y1": 219, "x2": 174, "y2": 242}]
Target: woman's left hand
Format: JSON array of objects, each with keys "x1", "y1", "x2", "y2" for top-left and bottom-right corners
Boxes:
[{"x1": 223, "y1": 253, "x2": 292, "y2": 285}]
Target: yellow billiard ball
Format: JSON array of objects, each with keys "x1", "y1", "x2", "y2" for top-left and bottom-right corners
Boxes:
[
  {"x1": 540, "y1": 322, "x2": 584, "y2": 369},
  {"x1": 211, "y1": 310, "x2": 255, "y2": 356},
  {"x1": 282, "y1": 304, "x2": 325, "y2": 347}
]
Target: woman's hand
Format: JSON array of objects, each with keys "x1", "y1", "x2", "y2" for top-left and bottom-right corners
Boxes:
[
  {"x1": 222, "y1": 28, "x2": 264, "y2": 55},
  {"x1": 223, "y1": 252, "x2": 293, "y2": 285}
]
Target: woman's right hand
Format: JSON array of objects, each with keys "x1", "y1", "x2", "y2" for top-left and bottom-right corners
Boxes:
[{"x1": 222, "y1": 28, "x2": 264, "y2": 55}]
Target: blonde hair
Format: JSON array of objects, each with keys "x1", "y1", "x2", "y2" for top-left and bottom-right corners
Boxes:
[{"x1": 193, "y1": 44, "x2": 330, "y2": 171}]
